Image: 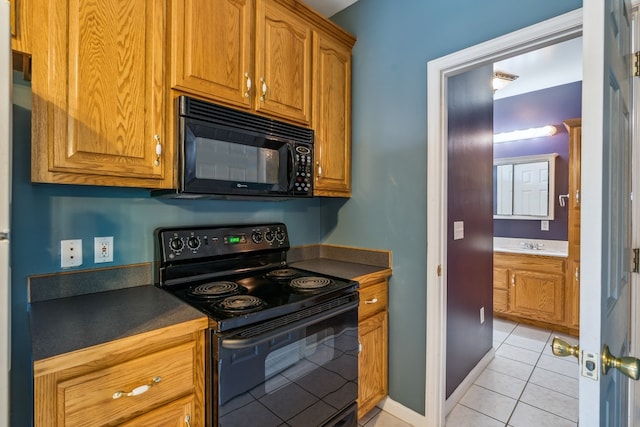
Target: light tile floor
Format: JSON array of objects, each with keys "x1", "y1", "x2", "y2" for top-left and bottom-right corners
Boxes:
[{"x1": 358, "y1": 319, "x2": 579, "y2": 427}]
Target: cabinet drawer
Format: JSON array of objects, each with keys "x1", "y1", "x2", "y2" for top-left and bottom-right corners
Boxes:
[
  {"x1": 359, "y1": 281, "x2": 388, "y2": 320},
  {"x1": 60, "y1": 342, "x2": 196, "y2": 426},
  {"x1": 119, "y1": 395, "x2": 195, "y2": 427}
]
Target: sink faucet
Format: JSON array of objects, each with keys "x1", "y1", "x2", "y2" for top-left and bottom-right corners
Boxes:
[{"x1": 521, "y1": 242, "x2": 544, "y2": 250}]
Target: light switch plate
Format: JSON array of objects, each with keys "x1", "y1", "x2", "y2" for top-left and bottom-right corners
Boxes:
[
  {"x1": 541, "y1": 220, "x2": 549, "y2": 231},
  {"x1": 453, "y1": 221, "x2": 464, "y2": 240}
]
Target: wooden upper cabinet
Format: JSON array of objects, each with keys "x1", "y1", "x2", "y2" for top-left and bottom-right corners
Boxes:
[
  {"x1": 31, "y1": 0, "x2": 172, "y2": 188},
  {"x1": 255, "y1": 0, "x2": 312, "y2": 125},
  {"x1": 172, "y1": 0, "x2": 313, "y2": 125},
  {"x1": 313, "y1": 32, "x2": 352, "y2": 196},
  {"x1": 10, "y1": 0, "x2": 32, "y2": 54},
  {"x1": 171, "y1": 0, "x2": 254, "y2": 109}
]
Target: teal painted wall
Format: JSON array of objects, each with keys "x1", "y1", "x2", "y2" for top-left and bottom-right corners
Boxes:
[
  {"x1": 326, "y1": 0, "x2": 582, "y2": 415},
  {"x1": 10, "y1": 78, "x2": 324, "y2": 424},
  {"x1": 10, "y1": 0, "x2": 584, "y2": 422}
]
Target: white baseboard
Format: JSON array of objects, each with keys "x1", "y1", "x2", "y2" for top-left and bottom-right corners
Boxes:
[
  {"x1": 377, "y1": 396, "x2": 427, "y2": 426},
  {"x1": 444, "y1": 348, "x2": 495, "y2": 415}
]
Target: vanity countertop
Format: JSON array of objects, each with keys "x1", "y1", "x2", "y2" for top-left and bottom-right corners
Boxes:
[{"x1": 493, "y1": 237, "x2": 568, "y2": 258}]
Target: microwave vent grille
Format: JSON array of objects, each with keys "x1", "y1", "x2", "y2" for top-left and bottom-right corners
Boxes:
[{"x1": 180, "y1": 96, "x2": 314, "y2": 144}]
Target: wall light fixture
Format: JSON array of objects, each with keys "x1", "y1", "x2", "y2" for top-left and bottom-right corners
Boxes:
[
  {"x1": 493, "y1": 125, "x2": 557, "y2": 143},
  {"x1": 493, "y1": 70, "x2": 519, "y2": 92}
]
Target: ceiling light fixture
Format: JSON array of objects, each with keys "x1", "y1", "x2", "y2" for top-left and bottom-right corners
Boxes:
[
  {"x1": 493, "y1": 70, "x2": 519, "y2": 92},
  {"x1": 493, "y1": 125, "x2": 557, "y2": 143}
]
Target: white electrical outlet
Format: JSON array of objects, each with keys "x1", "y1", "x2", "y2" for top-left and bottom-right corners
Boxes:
[
  {"x1": 480, "y1": 306, "x2": 485, "y2": 324},
  {"x1": 541, "y1": 220, "x2": 549, "y2": 231},
  {"x1": 61, "y1": 239, "x2": 83, "y2": 268},
  {"x1": 94, "y1": 236, "x2": 114, "y2": 263}
]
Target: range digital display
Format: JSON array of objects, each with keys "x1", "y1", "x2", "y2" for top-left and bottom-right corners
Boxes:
[{"x1": 225, "y1": 235, "x2": 246, "y2": 245}]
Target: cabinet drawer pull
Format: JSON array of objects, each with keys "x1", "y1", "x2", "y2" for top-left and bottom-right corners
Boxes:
[
  {"x1": 511, "y1": 274, "x2": 515, "y2": 286},
  {"x1": 364, "y1": 297, "x2": 379, "y2": 304},
  {"x1": 112, "y1": 376, "x2": 161, "y2": 399},
  {"x1": 185, "y1": 415, "x2": 192, "y2": 427}
]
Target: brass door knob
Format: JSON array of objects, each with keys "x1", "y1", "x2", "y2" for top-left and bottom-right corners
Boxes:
[
  {"x1": 551, "y1": 337, "x2": 579, "y2": 359},
  {"x1": 602, "y1": 345, "x2": 640, "y2": 380}
]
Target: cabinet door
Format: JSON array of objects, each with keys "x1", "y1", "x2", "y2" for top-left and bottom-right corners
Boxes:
[
  {"x1": 313, "y1": 32, "x2": 352, "y2": 196},
  {"x1": 567, "y1": 259, "x2": 580, "y2": 329},
  {"x1": 509, "y1": 270, "x2": 565, "y2": 323},
  {"x1": 172, "y1": 0, "x2": 253, "y2": 109},
  {"x1": 358, "y1": 310, "x2": 388, "y2": 419},
  {"x1": 31, "y1": 0, "x2": 171, "y2": 188},
  {"x1": 493, "y1": 266, "x2": 509, "y2": 313},
  {"x1": 255, "y1": 0, "x2": 311, "y2": 124}
]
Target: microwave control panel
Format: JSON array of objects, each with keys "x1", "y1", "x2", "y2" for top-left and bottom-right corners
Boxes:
[{"x1": 294, "y1": 144, "x2": 313, "y2": 195}]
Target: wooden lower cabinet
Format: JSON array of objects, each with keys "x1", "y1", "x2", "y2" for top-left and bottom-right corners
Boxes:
[
  {"x1": 355, "y1": 269, "x2": 391, "y2": 419},
  {"x1": 493, "y1": 252, "x2": 576, "y2": 335},
  {"x1": 33, "y1": 319, "x2": 206, "y2": 426}
]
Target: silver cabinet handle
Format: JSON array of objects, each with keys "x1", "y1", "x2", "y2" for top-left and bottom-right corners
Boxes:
[
  {"x1": 112, "y1": 376, "x2": 161, "y2": 399},
  {"x1": 365, "y1": 297, "x2": 379, "y2": 304},
  {"x1": 316, "y1": 161, "x2": 322, "y2": 177},
  {"x1": 511, "y1": 274, "x2": 515, "y2": 286},
  {"x1": 184, "y1": 415, "x2": 192, "y2": 427}
]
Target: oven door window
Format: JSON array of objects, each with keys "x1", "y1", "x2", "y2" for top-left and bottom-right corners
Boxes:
[
  {"x1": 182, "y1": 119, "x2": 290, "y2": 195},
  {"x1": 216, "y1": 306, "x2": 358, "y2": 427}
]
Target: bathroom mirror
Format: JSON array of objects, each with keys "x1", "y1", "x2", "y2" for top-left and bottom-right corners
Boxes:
[{"x1": 494, "y1": 153, "x2": 558, "y2": 220}]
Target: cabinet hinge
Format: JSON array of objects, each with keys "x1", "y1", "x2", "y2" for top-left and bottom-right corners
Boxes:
[
  {"x1": 634, "y1": 51, "x2": 640, "y2": 77},
  {"x1": 633, "y1": 248, "x2": 640, "y2": 273},
  {"x1": 437, "y1": 264, "x2": 442, "y2": 277}
]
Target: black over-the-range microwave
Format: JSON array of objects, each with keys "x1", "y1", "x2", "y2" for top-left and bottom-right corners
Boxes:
[{"x1": 153, "y1": 96, "x2": 314, "y2": 199}]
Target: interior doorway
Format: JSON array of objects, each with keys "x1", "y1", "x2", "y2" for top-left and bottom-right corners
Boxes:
[{"x1": 425, "y1": 10, "x2": 583, "y2": 426}]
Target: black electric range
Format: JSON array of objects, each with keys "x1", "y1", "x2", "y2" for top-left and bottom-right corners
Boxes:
[{"x1": 154, "y1": 223, "x2": 359, "y2": 332}]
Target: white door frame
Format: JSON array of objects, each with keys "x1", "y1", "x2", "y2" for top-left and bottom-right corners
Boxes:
[
  {"x1": 630, "y1": 6, "x2": 640, "y2": 426},
  {"x1": 425, "y1": 10, "x2": 583, "y2": 426}
]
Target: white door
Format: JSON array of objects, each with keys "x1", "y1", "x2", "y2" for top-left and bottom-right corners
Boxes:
[
  {"x1": 0, "y1": 2, "x2": 11, "y2": 426},
  {"x1": 580, "y1": 0, "x2": 635, "y2": 424}
]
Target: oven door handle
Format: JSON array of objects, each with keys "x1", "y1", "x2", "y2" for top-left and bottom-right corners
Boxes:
[{"x1": 221, "y1": 299, "x2": 358, "y2": 350}]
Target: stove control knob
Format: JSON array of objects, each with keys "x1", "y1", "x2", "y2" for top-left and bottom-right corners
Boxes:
[
  {"x1": 187, "y1": 236, "x2": 201, "y2": 250},
  {"x1": 264, "y1": 230, "x2": 274, "y2": 242},
  {"x1": 275, "y1": 229, "x2": 286, "y2": 243},
  {"x1": 251, "y1": 231, "x2": 263, "y2": 244},
  {"x1": 169, "y1": 238, "x2": 184, "y2": 251}
]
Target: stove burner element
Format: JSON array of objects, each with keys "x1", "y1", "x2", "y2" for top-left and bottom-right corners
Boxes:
[
  {"x1": 266, "y1": 268, "x2": 298, "y2": 279},
  {"x1": 217, "y1": 295, "x2": 265, "y2": 313},
  {"x1": 290, "y1": 276, "x2": 334, "y2": 290},
  {"x1": 190, "y1": 281, "x2": 240, "y2": 299}
]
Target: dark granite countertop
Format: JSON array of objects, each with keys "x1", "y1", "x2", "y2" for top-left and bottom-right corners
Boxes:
[
  {"x1": 30, "y1": 285, "x2": 207, "y2": 361},
  {"x1": 291, "y1": 258, "x2": 388, "y2": 280},
  {"x1": 289, "y1": 244, "x2": 392, "y2": 281}
]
